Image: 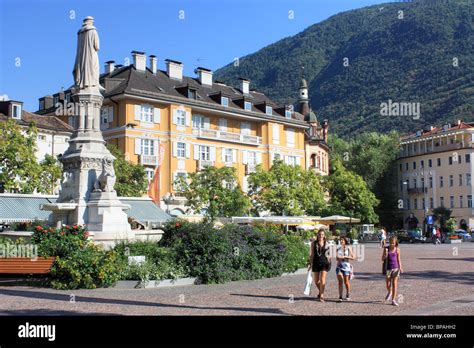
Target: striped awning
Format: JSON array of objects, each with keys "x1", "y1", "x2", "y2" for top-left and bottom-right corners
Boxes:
[{"x1": 0, "y1": 194, "x2": 171, "y2": 226}]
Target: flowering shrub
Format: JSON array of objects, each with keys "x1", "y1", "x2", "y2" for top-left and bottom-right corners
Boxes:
[{"x1": 32, "y1": 224, "x2": 121, "y2": 289}]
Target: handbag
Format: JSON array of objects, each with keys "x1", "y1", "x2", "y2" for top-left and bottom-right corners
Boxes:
[
  {"x1": 382, "y1": 248, "x2": 388, "y2": 275},
  {"x1": 349, "y1": 264, "x2": 354, "y2": 280},
  {"x1": 303, "y1": 270, "x2": 312, "y2": 296}
]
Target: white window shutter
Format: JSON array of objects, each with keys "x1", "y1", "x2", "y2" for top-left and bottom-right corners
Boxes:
[
  {"x1": 185, "y1": 111, "x2": 191, "y2": 126},
  {"x1": 296, "y1": 157, "x2": 301, "y2": 166},
  {"x1": 134, "y1": 105, "x2": 141, "y2": 121},
  {"x1": 221, "y1": 148, "x2": 226, "y2": 162},
  {"x1": 108, "y1": 106, "x2": 114, "y2": 123},
  {"x1": 210, "y1": 147, "x2": 216, "y2": 161},
  {"x1": 256, "y1": 152, "x2": 262, "y2": 164},
  {"x1": 185, "y1": 143, "x2": 190, "y2": 158},
  {"x1": 135, "y1": 138, "x2": 142, "y2": 155},
  {"x1": 194, "y1": 144, "x2": 200, "y2": 160},
  {"x1": 154, "y1": 140, "x2": 159, "y2": 156},
  {"x1": 172, "y1": 142, "x2": 177, "y2": 157},
  {"x1": 284, "y1": 155, "x2": 288, "y2": 164},
  {"x1": 242, "y1": 151, "x2": 248, "y2": 165},
  {"x1": 204, "y1": 117, "x2": 211, "y2": 129},
  {"x1": 273, "y1": 124, "x2": 279, "y2": 143},
  {"x1": 233, "y1": 149, "x2": 237, "y2": 163},
  {"x1": 172, "y1": 109, "x2": 178, "y2": 125},
  {"x1": 153, "y1": 108, "x2": 160, "y2": 124}
]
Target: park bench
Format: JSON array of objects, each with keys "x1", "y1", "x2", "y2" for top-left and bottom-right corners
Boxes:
[{"x1": 0, "y1": 257, "x2": 55, "y2": 275}]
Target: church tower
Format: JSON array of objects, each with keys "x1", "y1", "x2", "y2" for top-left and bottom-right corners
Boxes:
[{"x1": 298, "y1": 78, "x2": 310, "y2": 117}]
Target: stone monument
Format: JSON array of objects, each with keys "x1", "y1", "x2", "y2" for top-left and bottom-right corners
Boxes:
[{"x1": 42, "y1": 16, "x2": 133, "y2": 247}]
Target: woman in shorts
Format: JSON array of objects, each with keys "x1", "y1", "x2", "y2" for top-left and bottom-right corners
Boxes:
[
  {"x1": 382, "y1": 235, "x2": 404, "y2": 306},
  {"x1": 336, "y1": 236, "x2": 354, "y2": 302}
]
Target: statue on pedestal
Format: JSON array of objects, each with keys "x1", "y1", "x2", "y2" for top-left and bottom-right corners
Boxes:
[{"x1": 73, "y1": 16, "x2": 100, "y2": 92}]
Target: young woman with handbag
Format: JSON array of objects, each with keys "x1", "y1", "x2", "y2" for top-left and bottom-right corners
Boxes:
[{"x1": 307, "y1": 229, "x2": 332, "y2": 302}]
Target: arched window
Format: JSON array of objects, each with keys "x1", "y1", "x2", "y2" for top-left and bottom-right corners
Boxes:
[{"x1": 310, "y1": 154, "x2": 316, "y2": 167}]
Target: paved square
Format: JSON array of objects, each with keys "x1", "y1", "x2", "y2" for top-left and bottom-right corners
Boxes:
[{"x1": 0, "y1": 243, "x2": 472, "y2": 315}]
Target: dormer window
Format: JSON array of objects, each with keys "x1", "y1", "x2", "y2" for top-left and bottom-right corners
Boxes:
[
  {"x1": 12, "y1": 104, "x2": 22, "y2": 119},
  {"x1": 244, "y1": 101, "x2": 252, "y2": 111},
  {"x1": 266, "y1": 106, "x2": 273, "y2": 115},
  {"x1": 285, "y1": 110, "x2": 292, "y2": 119},
  {"x1": 188, "y1": 89, "x2": 197, "y2": 100},
  {"x1": 221, "y1": 97, "x2": 229, "y2": 107}
]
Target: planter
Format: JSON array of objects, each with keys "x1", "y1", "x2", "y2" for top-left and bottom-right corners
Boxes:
[
  {"x1": 446, "y1": 239, "x2": 462, "y2": 244},
  {"x1": 351, "y1": 239, "x2": 359, "y2": 245},
  {"x1": 113, "y1": 277, "x2": 197, "y2": 289}
]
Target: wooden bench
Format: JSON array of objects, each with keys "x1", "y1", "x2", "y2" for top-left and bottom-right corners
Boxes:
[{"x1": 0, "y1": 257, "x2": 55, "y2": 274}]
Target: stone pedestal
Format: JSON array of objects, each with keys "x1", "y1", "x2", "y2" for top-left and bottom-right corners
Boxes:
[{"x1": 42, "y1": 90, "x2": 132, "y2": 247}]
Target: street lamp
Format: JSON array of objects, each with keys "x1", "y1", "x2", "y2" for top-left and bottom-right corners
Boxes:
[{"x1": 403, "y1": 180, "x2": 408, "y2": 229}]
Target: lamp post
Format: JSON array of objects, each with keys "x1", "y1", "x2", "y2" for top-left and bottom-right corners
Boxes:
[{"x1": 403, "y1": 180, "x2": 408, "y2": 229}]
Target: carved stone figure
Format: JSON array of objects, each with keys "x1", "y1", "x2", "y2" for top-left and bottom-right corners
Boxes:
[
  {"x1": 73, "y1": 16, "x2": 100, "y2": 90},
  {"x1": 94, "y1": 156, "x2": 116, "y2": 192}
]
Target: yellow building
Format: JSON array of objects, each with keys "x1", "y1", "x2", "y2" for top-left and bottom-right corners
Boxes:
[
  {"x1": 38, "y1": 52, "x2": 313, "y2": 215},
  {"x1": 398, "y1": 121, "x2": 474, "y2": 232}
]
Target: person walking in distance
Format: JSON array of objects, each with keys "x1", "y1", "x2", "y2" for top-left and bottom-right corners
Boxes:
[
  {"x1": 382, "y1": 236, "x2": 404, "y2": 306},
  {"x1": 307, "y1": 229, "x2": 332, "y2": 302},
  {"x1": 380, "y1": 227, "x2": 387, "y2": 248},
  {"x1": 336, "y1": 236, "x2": 354, "y2": 302},
  {"x1": 432, "y1": 225, "x2": 437, "y2": 245}
]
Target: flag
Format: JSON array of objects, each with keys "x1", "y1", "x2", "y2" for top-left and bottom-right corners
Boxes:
[{"x1": 148, "y1": 143, "x2": 165, "y2": 205}]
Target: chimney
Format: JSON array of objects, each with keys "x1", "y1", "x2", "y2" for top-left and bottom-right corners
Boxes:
[
  {"x1": 132, "y1": 51, "x2": 146, "y2": 71},
  {"x1": 105, "y1": 60, "x2": 115, "y2": 74},
  {"x1": 195, "y1": 67, "x2": 213, "y2": 86},
  {"x1": 165, "y1": 59, "x2": 183, "y2": 81},
  {"x1": 457, "y1": 119, "x2": 462, "y2": 126},
  {"x1": 239, "y1": 78, "x2": 250, "y2": 95},
  {"x1": 149, "y1": 55, "x2": 157, "y2": 74}
]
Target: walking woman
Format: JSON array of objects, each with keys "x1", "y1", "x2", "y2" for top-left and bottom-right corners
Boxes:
[
  {"x1": 380, "y1": 227, "x2": 387, "y2": 248},
  {"x1": 336, "y1": 236, "x2": 354, "y2": 302},
  {"x1": 382, "y1": 235, "x2": 404, "y2": 306},
  {"x1": 308, "y1": 229, "x2": 331, "y2": 302}
]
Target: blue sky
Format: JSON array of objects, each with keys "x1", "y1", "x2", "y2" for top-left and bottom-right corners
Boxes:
[{"x1": 1, "y1": 0, "x2": 384, "y2": 110}]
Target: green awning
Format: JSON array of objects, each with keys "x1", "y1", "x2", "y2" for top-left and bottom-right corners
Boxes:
[{"x1": 0, "y1": 195, "x2": 57, "y2": 223}]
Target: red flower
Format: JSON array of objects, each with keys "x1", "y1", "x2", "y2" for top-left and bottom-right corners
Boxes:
[
  {"x1": 175, "y1": 222, "x2": 181, "y2": 228},
  {"x1": 73, "y1": 225, "x2": 78, "y2": 229},
  {"x1": 36, "y1": 226, "x2": 43, "y2": 230},
  {"x1": 84, "y1": 232, "x2": 90, "y2": 238}
]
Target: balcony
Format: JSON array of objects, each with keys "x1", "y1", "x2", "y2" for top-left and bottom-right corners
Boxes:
[
  {"x1": 407, "y1": 187, "x2": 428, "y2": 194},
  {"x1": 139, "y1": 154, "x2": 159, "y2": 166},
  {"x1": 196, "y1": 128, "x2": 262, "y2": 146},
  {"x1": 197, "y1": 159, "x2": 214, "y2": 170},
  {"x1": 400, "y1": 141, "x2": 473, "y2": 158}
]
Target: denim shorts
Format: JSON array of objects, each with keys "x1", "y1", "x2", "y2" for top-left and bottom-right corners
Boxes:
[{"x1": 336, "y1": 267, "x2": 351, "y2": 276}]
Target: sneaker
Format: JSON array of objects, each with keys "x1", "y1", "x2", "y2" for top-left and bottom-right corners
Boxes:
[
  {"x1": 338, "y1": 297, "x2": 343, "y2": 302},
  {"x1": 392, "y1": 300, "x2": 399, "y2": 306},
  {"x1": 385, "y1": 292, "x2": 392, "y2": 301},
  {"x1": 345, "y1": 295, "x2": 351, "y2": 301}
]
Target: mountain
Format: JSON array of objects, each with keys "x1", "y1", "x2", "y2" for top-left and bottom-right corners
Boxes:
[{"x1": 214, "y1": 0, "x2": 474, "y2": 137}]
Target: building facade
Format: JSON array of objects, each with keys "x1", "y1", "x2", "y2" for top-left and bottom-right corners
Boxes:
[
  {"x1": 38, "y1": 52, "x2": 315, "y2": 215},
  {"x1": 398, "y1": 121, "x2": 474, "y2": 232}
]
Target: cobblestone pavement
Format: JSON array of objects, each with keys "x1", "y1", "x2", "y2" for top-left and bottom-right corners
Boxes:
[{"x1": 0, "y1": 243, "x2": 472, "y2": 316}]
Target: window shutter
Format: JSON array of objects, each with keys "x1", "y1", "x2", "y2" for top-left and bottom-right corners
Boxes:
[
  {"x1": 296, "y1": 157, "x2": 301, "y2": 166},
  {"x1": 194, "y1": 144, "x2": 200, "y2": 160},
  {"x1": 108, "y1": 106, "x2": 114, "y2": 123},
  {"x1": 204, "y1": 117, "x2": 211, "y2": 130},
  {"x1": 185, "y1": 143, "x2": 191, "y2": 158},
  {"x1": 185, "y1": 111, "x2": 191, "y2": 126},
  {"x1": 134, "y1": 105, "x2": 141, "y2": 121},
  {"x1": 256, "y1": 152, "x2": 262, "y2": 164},
  {"x1": 135, "y1": 138, "x2": 142, "y2": 155},
  {"x1": 172, "y1": 142, "x2": 177, "y2": 157},
  {"x1": 273, "y1": 124, "x2": 279, "y2": 143},
  {"x1": 221, "y1": 148, "x2": 226, "y2": 162},
  {"x1": 241, "y1": 122, "x2": 250, "y2": 135},
  {"x1": 172, "y1": 109, "x2": 178, "y2": 125},
  {"x1": 154, "y1": 140, "x2": 159, "y2": 157},
  {"x1": 242, "y1": 151, "x2": 248, "y2": 165},
  {"x1": 210, "y1": 147, "x2": 216, "y2": 161},
  {"x1": 153, "y1": 108, "x2": 160, "y2": 124},
  {"x1": 232, "y1": 149, "x2": 237, "y2": 163},
  {"x1": 284, "y1": 155, "x2": 288, "y2": 164}
]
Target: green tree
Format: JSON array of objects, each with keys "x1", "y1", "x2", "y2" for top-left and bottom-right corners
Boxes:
[
  {"x1": 432, "y1": 206, "x2": 452, "y2": 231},
  {"x1": 323, "y1": 158, "x2": 379, "y2": 223},
  {"x1": 38, "y1": 154, "x2": 62, "y2": 194},
  {"x1": 175, "y1": 166, "x2": 250, "y2": 222},
  {"x1": 107, "y1": 145, "x2": 148, "y2": 197},
  {"x1": 0, "y1": 119, "x2": 41, "y2": 193},
  {"x1": 248, "y1": 159, "x2": 326, "y2": 216}
]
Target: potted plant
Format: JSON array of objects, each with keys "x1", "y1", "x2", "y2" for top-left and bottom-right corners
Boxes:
[{"x1": 350, "y1": 227, "x2": 359, "y2": 245}]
